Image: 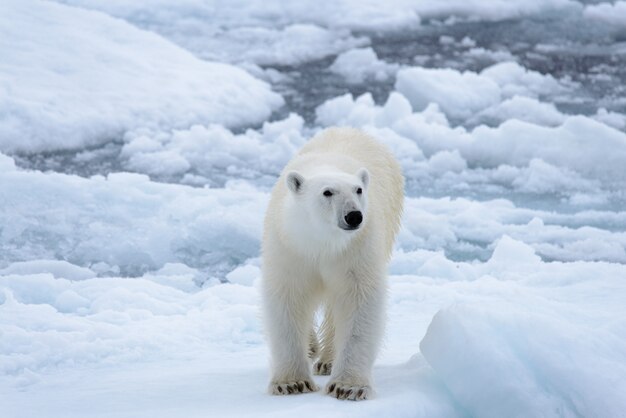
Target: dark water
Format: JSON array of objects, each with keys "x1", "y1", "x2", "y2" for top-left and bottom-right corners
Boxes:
[{"x1": 274, "y1": 11, "x2": 626, "y2": 125}]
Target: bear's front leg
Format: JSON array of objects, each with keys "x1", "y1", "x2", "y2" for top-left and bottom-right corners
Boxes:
[
  {"x1": 325, "y1": 270, "x2": 385, "y2": 401},
  {"x1": 313, "y1": 307, "x2": 334, "y2": 376},
  {"x1": 262, "y1": 265, "x2": 319, "y2": 396}
]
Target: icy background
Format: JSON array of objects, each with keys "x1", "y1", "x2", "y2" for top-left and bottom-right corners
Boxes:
[{"x1": 1, "y1": 0, "x2": 626, "y2": 417}]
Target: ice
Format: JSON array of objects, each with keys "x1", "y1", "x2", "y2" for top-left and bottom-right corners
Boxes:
[
  {"x1": 315, "y1": 87, "x2": 626, "y2": 204},
  {"x1": 3, "y1": 233, "x2": 625, "y2": 417},
  {"x1": 412, "y1": 0, "x2": 580, "y2": 21},
  {"x1": 467, "y1": 96, "x2": 567, "y2": 127},
  {"x1": 329, "y1": 48, "x2": 399, "y2": 84},
  {"x1": 0, "y1": 152, "x2": 16, "y2": 172},
  {"x1": 192, "y1": 24, "x2": 368, "y2": 66},
  {"x1": 51, "y1": 0, "x2": 413, "y2": 66},
  {"x1": 584, "y1": 1, "x2": 626, "y2": 29},
  {"x1": 426, "y1": 150, "x2": 467, "y2": 174},
  {"x1": 0, "y1": 260, "x2": 96, "y2": 281},
  {"x1": 593, "y1": 108, "x2": 626, "y2": 131},
  {"x1": 420, "y1": 238, "x2": 626, "y2": 418},
  {"x1": 462, "y1": 47, "x2": 517, "y2": 64},
  {"x1": 396, "y1": 67, "x2": 502, "y2": 120},
  {"x1": 55, "y1": 0, "x2": 422, "y2": 33},
  {"x1": 395, "y1": 62, "x2": 564, "y2": 121},
  {"x1": 2, "y1": 1, "x2": 626, "y2": 417},
  {"x1": 0, "y1": 0, "x2": 283, "y2": 154},
  {"x1": 0, "y1": 271, "x2": 263, "y2": 375},
  {"x1": 487, "y1": 235, "x2": 542, "y2": 267},
  {"x1": 120, "y1": 114, "x2": 307, "y2": 186},
  {"x1": 226, "y1": 263, "x2": 261, "y2": 287},
  {"x1": 0, "y1": 166, "x2": 267, "y2": 276}
]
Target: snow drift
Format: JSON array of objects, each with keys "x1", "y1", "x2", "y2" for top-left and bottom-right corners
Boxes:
[{"x1": 0, "y1": 0, "x2": 283, "y2": 154}]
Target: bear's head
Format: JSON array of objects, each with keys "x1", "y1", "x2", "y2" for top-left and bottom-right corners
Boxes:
[{"x1": 283, "y1": 167, "x2": 369, "y2": 250}]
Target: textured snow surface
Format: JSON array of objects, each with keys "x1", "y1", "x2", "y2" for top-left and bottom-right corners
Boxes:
[
  {"x1": 0, "y1": 0, "x2": 282, "y2": 154},
  {"x1": 330, "y1": 48, "x2": 400, "y2": 84},
  {"x1": 1, "y1": 0, "x2": 626, "y2": 417},
  {"x1": 584, "y1": 1, "x2": 626, "y2": 28}
]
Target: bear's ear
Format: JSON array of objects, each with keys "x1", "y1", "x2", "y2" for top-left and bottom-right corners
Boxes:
[
  {"x1": 286, "y1": 171, "x2": 304, "y2": 194},
  {"x1": 357, "y1": 167, "x2": 369, "y2": 188}
]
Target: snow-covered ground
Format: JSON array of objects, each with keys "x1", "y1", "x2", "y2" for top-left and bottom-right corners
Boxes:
[{"x1": 1, "y1": 0, "x2": 625, "y2": 417}]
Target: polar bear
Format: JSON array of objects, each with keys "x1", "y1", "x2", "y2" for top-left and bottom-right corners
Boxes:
[{"x1": 261, "y1": 127, "x2": 404, "y2": 401}]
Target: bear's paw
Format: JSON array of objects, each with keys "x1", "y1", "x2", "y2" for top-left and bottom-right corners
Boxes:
[
  {"x1": 313, "y1": 360, "x2": 332, "y2": 375},
  {"x1": 269, "y1": 379, "x2": 319, "y2": 395},
  {"x1": 326, "y1": 381, "x2": 372, "y2": 401}
]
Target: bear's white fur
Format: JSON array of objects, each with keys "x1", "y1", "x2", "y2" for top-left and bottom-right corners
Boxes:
[{"x1": 262, "y1": 127, "x2": 404, "y2": 401}]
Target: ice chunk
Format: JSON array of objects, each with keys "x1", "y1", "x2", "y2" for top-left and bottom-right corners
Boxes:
[
  {"x1": 0, "y1": 260, "x2": 96, "y2": 281},
  {"x1": 329, "y1": 47, "x2": 399, "y2": 84},
  {"x1": 142, "y1": 263, "x2": 201, "y2": 292},
  {"x1": 421, "y1": 293, "x2": 626, "y2": 418},
  {"x1": 395, "y1": 62, "x2": 564, "y2": 120},
  {"x1": 397, "y1": 196, "x2": 626, "y2": 264},
  {"x1": 592, "y1": 108, "x2": 626, "y2": 131},
  {"x1": 54, "y1": 290, "x2": 91, "y2": 313},
  {"x1": 396, "y1": 114, "x2": 626, "y2": 184},
  {"x1": 414, "y1": 0, "x2": 580, "y2": 21},
  {"x1": 480, "y1": 62, "x2": 564, "y2": 98},
  {"x1": 375, "y1": 92, "x2": 415, "y2": 127},
  {"x1": 214, "y1": 24, "x2": 368, "y2": 66},
  {"x1": 468, "y1": 117, "x2": 626, "y2": 180},
  {"x1": 427, "y1": 150, "x2": 467, "y2": 174},
  {"x1": 121, "y1": 114, "x2": 306, "y2": 185},
  {"x1": 56, "y1": 0, "x2": 422, "y2": 32},
  {"x1": 468, "y1": 96, "x2": 567, "y2": 127},
  {"x1": 315, "y1": 92, "x2": 384, "y2": 128},
  {"x1": 395, "y1": 67, "x2": 501, "y2": 119},
  {"x1": 0, "y1": 153, "x2": 16, "y2": 172},
  {"x1": 225, "y1": 264, "x2": 260, "y2": 286},
  {"x1": 487, "y1": 235, "x2": 542, "y2": 267},
  {"x1": 584, "y1": 1, "x2": 626, "y2": 28},
  {"x1": 0, "y1": 168, "x2": 267, "y2": 276},
  {"x1": 316, "y1": 91, "x2": 445, "y2": 131},
  {"x1": 0, "y1": 0, "x2": 283, "y2": 154}
]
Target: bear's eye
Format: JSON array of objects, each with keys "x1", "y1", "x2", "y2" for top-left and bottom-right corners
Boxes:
[
  {"x1": 323, "y1": 190, "x2": 333, "y2": 197},
  {"x1": 356, "y1": 188, "x2": 363, "y2": 195}
]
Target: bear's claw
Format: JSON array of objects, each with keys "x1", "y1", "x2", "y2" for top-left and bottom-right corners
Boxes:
[
  {"x1": 313, "y1": 360, "x2": 332, "y2": 375},
  {"x1": 326, "y1": 381, "x2": 371, "y2": 401},
  {"x1": 270, "y1": 379, "x2": 319, "y2": 395}
]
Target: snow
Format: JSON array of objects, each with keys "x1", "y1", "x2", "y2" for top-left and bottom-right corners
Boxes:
[
  {"x1": 584, "y1": 1, "x2": 626, "y2": 29},
  {"x1": 412, "y1": 0, "x2": 580, "y2": 21},
  {"x1": 467, "y1": 96, "x2": 567, "y2": 127},
  {"x1": 314, "y1": 88, "x2": 626, "y2": 205},
  {"x1": 193, "y1": 24, "x2": 368, "y2": 67},
  {"x1": 395, "y1": 62, "x2": 564, "y2": 121},
  {"x1": 52, "y1": 0, "x2": 412, "y2": 65},
  {"x1": 2, "y1": 1, "x2": 626, "y2": 417},
  {"x1": 3, "y1": 232, "x2": 625, "y2": 417},
  {"x1": 329, "y1": 48, "x2": 399, "y2": 84},
  {"x1": 0, "y1": 0, "x2": 283, "y2": 154},
  {"x1": 396, "y1": 67, "x2": 502, "y2": 120},
  {"x1": 120, "y1": 114, "x2": 306, "y2": 186},
  {"x1": 421, "y1": 239, "x2": 626, "y2": 418},
  {"x1": 0, "y1": 162, "x2": 267, "y2": 276},
  {"x1": 0, "y1": 260, "x2": 96, "y2": 281}
]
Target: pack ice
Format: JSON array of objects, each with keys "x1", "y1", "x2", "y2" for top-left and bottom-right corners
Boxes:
[{"x1": 1, "y1": 0, "x2": 625, "y2": 417}]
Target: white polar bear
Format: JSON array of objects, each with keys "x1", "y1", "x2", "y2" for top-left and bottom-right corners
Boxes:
[{"x1": 262, "y1": 127, "x2": 404, "y2": 401}]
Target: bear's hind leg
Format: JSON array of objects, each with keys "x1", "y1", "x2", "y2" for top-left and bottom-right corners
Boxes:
[{"x1": 308, "y1": 328, "x2": 319, "y2": 359}]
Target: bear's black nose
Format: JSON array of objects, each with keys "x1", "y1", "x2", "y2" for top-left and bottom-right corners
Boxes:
[{"x1": 345, "y1": 211, "x2": 363, "y2": 228}]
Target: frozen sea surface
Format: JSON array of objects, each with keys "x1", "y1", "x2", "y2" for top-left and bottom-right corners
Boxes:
[{"x1": 1, "y1": 1, "x2": 625, "y2": 417}]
